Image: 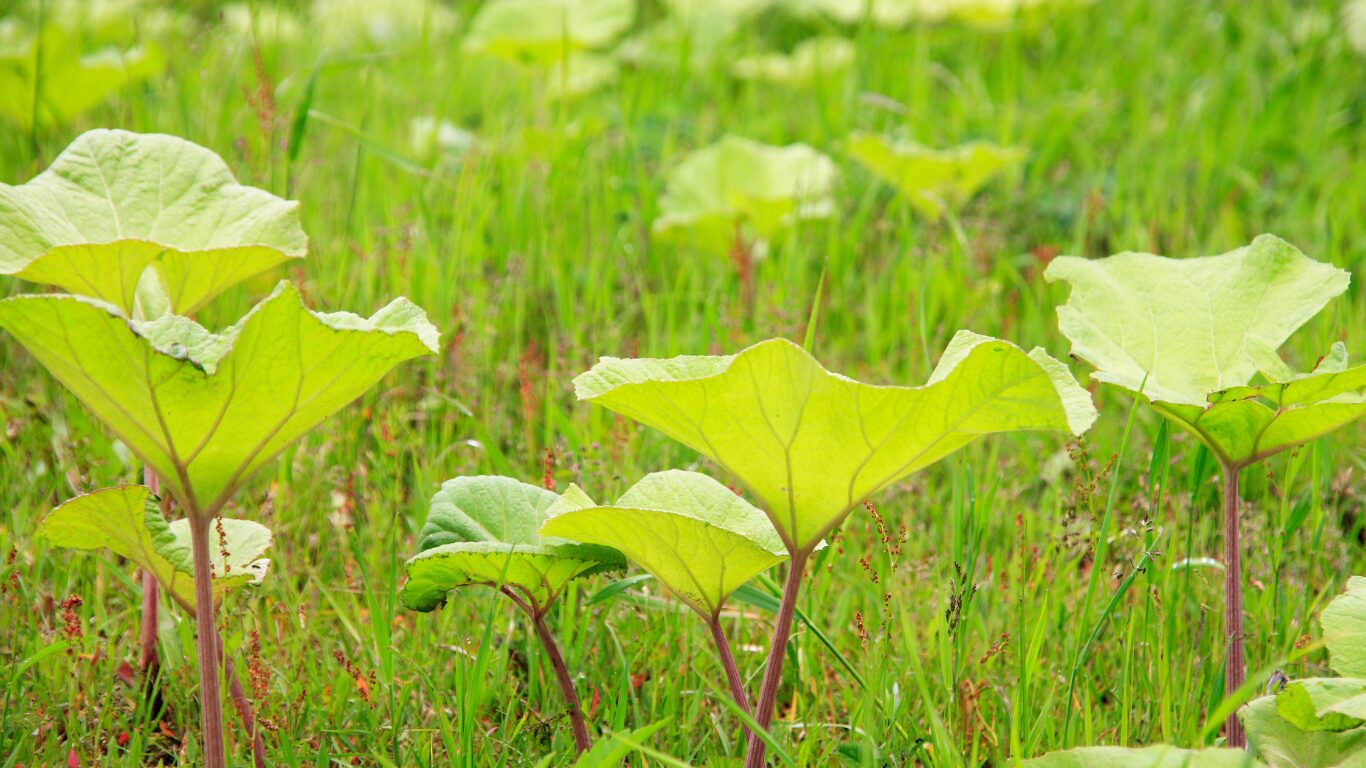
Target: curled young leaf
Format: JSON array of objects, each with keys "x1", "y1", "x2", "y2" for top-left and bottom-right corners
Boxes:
[
  {"x1": 653, "y1": 136, "x2": 839, "y2": 254},
  {"x1": 0, "y1": 129, "x2": 307, "y2": 315},
  {"x1": 1047, "y1": 234, "x2": 1359, "y2": 467},
  {"x1": 401, "y1": 477, "x2": 623, "y2": 612},
  {"x1": 540, "y1": 470, "x2": 787, "y2": 618},
  {"x1": 574, "y1": 334, "x2": 1095, "y2": 553},
  {"x1": 38, "y1": 485, "x2": 271, "y2": 612},
  {"x1": 0, "y1": 281, "x2": 438, "y2": 517},
  {"x1": 847, "y1": 131, "x2": 1025, "y2": 218}
]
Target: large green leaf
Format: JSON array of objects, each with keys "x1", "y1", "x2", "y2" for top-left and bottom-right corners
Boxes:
[
  {"x1": 0, "y1": 281, "x2": 438, "y2": 516},
  {"x1": 401, "y1": 477, "x2": 624, "y2": 612},
  {"x1": 653, "y1": 135, "x2": 839, "y2": 254},
  {"x1": 38, "y1": 485, "x2": 270, "y2": 612},
  {"x1": 1047, "y1": 235, "x2": 1357, "y2": 467},
  {"x1": 1325, "y1": 577, "x2": 1366, "y2": 678},
  {"x1": 463, "y1": 0, "x2": 634, "y2": 64},
  {"x1": 1242, "y1": 694, "x2": 1366, "y2": 768},
  {"x1": 732, "y1": 37, "x2": 855, "y2": 87},
  {"x1": 1021, "y1": 745, "x2": 1259, "y2": 768},
  {"x1": 0, "y1": 129, "x2": 307, "y2": 316},
  {"x1": 0, "y1": 28, "x2": 163, "y2": 130},
  {"x1": 574, "y1": 333, "x2": 1095, "y2": 552},
  {"x1": 539, "y1": 470, "x2": 787, "y2": 617},
  {"x1": 846, "y1": 131, "x2": 1025, "y2": 218}
]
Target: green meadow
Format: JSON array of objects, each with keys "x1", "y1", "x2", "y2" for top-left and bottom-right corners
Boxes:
[{"x1": 1, "y1": 1, "x2": 1364, "y2": 765}]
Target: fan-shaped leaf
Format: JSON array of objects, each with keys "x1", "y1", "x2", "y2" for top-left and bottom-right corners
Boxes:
[
  {"x1": 1047, "y1": 235, "x2": 1358, "y2": 466},
  {"x1": 574, "y1": 334, "x2": 1095, "y2": 552},
  {"x1": 732, "y1": 37, "x2": 855, "y2": 87},
  {"x1": 540, "y1": 470, "x2": 786, "y2": 617},
  {"x1": 847, "y1": 132, "x2": 1025, "y2": 218},
  {"x1": 464, "y1": 0, "x2": 634, "y2": 64},
  {"x1": 0, "y1": 281, "x2": 438, "y2": 516},
  {"x1": 0, "y1": 129, "x2": 307, "y2": 315},
  {"x1": 1021, "y1": 745, "x2": 1258, "y2": 768},
  {"x1": 0, "y1": 29, "x2": 163, "y2": 129},
  {"x1": 401, "y1": 477, "x2": 623, "y2": 611},
  {"x1": 38, "y1": 485, "x2": 271, "y2": 611},
  {"x1": 653, "y1": 135, "x2": 839, "y2": 253}
]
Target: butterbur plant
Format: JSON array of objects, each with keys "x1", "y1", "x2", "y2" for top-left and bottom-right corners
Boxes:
[
  {"x1": 1046, "y1": 233, "x2": 1364, "y2": 747},
  {"x1": 573, "y1": 334, "x2": 1097, "y2": 765},
  {"x1": 0, "y1": 129, "x2": 437, "y2": 768},
  {"x1": 653, "y1": 135, "x2": 840, "y2": 257},
  {"x1": 0, "y1": 281, "x2": 437, "y2": 765},
  {"x1": 539, "y1": 469, "x2": 788, "y2": 724},
  {"x1": 0, "y1": 126, "x2": 311, "y2": 748},
  {"x1": 846, "y1": 131, "x2": 1025, "y2": 220},
  {"x1": 399, "y1": 476, "x2": 624, "y2": 753}
]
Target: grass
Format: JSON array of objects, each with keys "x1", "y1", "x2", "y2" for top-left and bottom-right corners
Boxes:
[{"x1": 2, "y1": 0, "x2": 1365, "y2": 764}]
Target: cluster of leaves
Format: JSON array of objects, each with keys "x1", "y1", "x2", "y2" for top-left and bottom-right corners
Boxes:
[
  {"x1": 402, "y1": 334, "x2": 1096, "y2": 760},
  {"x1": 0, "y1": 129, "x2": 437, "y2": 768},
  {"x1": 654, "y1": 133, "x2": 1023, "y2": 256}
]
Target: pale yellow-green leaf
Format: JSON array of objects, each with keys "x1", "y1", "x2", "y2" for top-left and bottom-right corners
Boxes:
[
  {"x1": 653, "y1": 135, "x2": 839, "y2": 253},
  {"x1": 540, "y1": 470, "x2": 787, "y2": 617},
  {"x1": 464, "y1": 0, "x2": 634, "y2": 64},
  {"x1": 0, "y1": 28, "x2": 163, "y2": 130},
  {"x1": 38, "y1": 485, "x2": 271, "y2": 612},
  {"x1": 0, "y1": 129, "x2": 307, "y2": 316},
  {"x1": 732, "y1": 37, "x2": 855, "y2": 87},
  {"x1": 1047, "y1": 235, "x2": 1358, "y2": 466},
  {"x1": 847, "y1": 131, "x2": 1025, "y2": 218},
  {"x1": 401, "y1": 477, "x2": 624, "y2": 611},
  {"x1": 0, "y1": 281, "x2": 438, "y2": 516},
  {"x1": 574, "y1": 333, "x2": 1095, "y2": 552}
]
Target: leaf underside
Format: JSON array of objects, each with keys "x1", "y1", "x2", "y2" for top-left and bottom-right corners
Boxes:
[
  {"x1": 401, "y1": 477, "x2": 623, "y2": 611},
  {"x1": 0, "y1": 281, "x2": 439, "y2": 516},
  {"x1": 574, "y1": 333, "x2": 1095, "y2": 552},
  {"x1": 539, "y1": 470, "x2": 787, "y2": 617},
  {"x1": 1047, "y1": 234, "x2": 1359, "y2": 466},
  {"x1": 38, "y1": 485, "x2": 271, "y2": 612},
  {"x1": 0, "y1": 129, "x2": 307, "y2": 315}
]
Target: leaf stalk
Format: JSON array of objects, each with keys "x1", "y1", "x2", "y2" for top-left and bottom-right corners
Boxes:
[
  {"x1": 743, "y1": 551, "x2": 808, "y2": 768},
  {"x1": 188, "y1": 512, "x2": 228, "y2": 768},
  {"x1": 1222, "y1": 462, "x2": 1246, "y2": 748}
]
